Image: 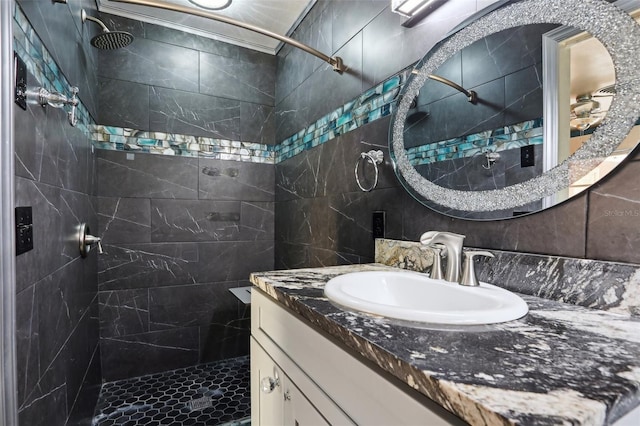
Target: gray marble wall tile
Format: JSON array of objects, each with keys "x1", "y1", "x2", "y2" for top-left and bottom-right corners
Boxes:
[
  {"x1": 148, "y1": 282, "x2": 240, "y2": 331},
  {"x1": 16, "y1": 0, "x2": 98, "y2": 112},
  {"x1": 14, "y1": 71, "x2": 45, "y2": 181},
  {"x1": 199, "y1": 313, "x2": 250, "y2": 363},
  {"x1": 401, "y1": 191, "x2": 588, "y2": 258},
  {"x1": 504, "y1": 63, "x2": 544, "y2": 124},
  {"x1": 197, "y1": 241, "x2": 274, "y2": 283},
  {"x1": 276, "y1": 2, "x2": 333, "y2": 104},
  {"x1": 61, "y1": 300, "x2": 100, "y2": 422},
  {"x1": 420, "y1": 78, "x2": 506, "y2": 144},
  {"x1": 19, "y1": 295, "x2": 99, "y2": 426},
  {"x1": 461, "y1": 24, "x2": 555, "y2": 89},
  {"x1": 416, "y1": 52, "x2": 462, "y2": 106},
  {"x1": 149, "y1": 86, "x2": 241, "y2": 139},
  {"x1": 98, "y1": 197, "x2": 151, "y2": 244},
  {"x1": 98, "y1": 37, "x2": 199, "y2": 92},
  {"x1": 306, "y1": 32, "x2": 364, "y2": 123},
  {"x1": 198, "y1": 158, "x2": 275, "y2": 202},
  {"x1": 240, "y1": 102, "x2": 275, "y2": 145},
  {"x1": 503, "y1": 145, "x2": 543, "y2": 187},
  {"x1": 98, "y1": 77, "x2": 150, "y2": 129},
  {"x1": 200, "y1": 51, "x2": 276, "y2": 106},
  {"x1": 151, "y1": 199, "x2": 275, "y2": 242},
  {"x1": 17, "y1": 378, "x2": 67, "y2": 426},
  {"x1": 38, "y1": 110, "x2": 91, "y2": 194},
  {"x1": 99, "y1": 289, "x2": 150, "y2": 338},
  {"x1": 275, "y1": 85, "x2": 311, "y2": 141},
  {"x1": 361, "y1": 2, "x2": 477, "y2": 89},
  {"x1": 328, "y1": 188, "x2": 404, "y2": 258},
  {"x1": 15, "y1": 179, "x2": 87, "y2": 292},
  {"x1": 144, "y1": 20, "x2": 239, "y2": 58},
  {"x1": 331, "y1": 0, "x2": 386, "y2": 53},
  {"x1": 240, "y1": 202, "x2": 275, "y2": 241},
  {"x1": 98, "y1": 243, "x2": 199, "y2": 291},
  {"x1": 97, "y1": 150, "x2": 198, "y2": 199},
  {"x1": 587, "y1": 159, "x2": 640, "y2": 264},
  {"x1": 325, "y1": 118, "x2": 399, "y2": 193},
  {"x1": 15, "y1": 3, "x2": 100, "y2": 422},
  {"x1": 100, "y1": 328, "x2": 200, "y2": 381},
  {"x1": 275, "y1": 198, "x2": 333, "y2": 248},
  {"x1": 36, "y1": 258, "x2": 94, "y2": 374},
  {"x1": 67, "y1": 344, "x2": 102, "y2": 426},
  {"x1": 275, "y1": 242, "x2": 364, "y2": 270},
  {"x1": 275, "y1": 143, "x2": 326, "y2": 201},
  {"x1": 151, "y1": 199, "x2": 243, "y2": 242},
  {"x1": 99, "y1": 12, "x2": 146, "y2": 39},
  {"x1": 16, "y1": 285, "x2": 39, "y2": 408},
  {"x1": 276, "y1": 117, "x2": 398, "y2": 202}
]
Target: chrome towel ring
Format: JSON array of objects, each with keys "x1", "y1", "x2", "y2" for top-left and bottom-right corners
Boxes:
[{"x1": 355, "y1": 149, "x2": 384, "y2": 192}]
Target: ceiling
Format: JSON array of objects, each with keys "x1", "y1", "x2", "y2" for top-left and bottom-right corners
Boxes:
[{"x1": 97, "y1": 0, "x2": 316, "y2": 54}]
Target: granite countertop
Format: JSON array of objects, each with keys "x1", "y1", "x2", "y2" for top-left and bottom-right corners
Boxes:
[{"x1": 250, "y1": 263, "x2": 640, "y2": 426}]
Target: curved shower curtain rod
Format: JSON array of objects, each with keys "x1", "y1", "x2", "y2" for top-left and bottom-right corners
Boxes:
[{"x1": 111, "y1": 0, "x2": 345, "y2": 73}]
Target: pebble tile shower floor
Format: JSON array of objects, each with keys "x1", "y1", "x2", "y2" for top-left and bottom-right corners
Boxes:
[{"x1": 92, "y1": 356, "x2": 250, "y2": 425}]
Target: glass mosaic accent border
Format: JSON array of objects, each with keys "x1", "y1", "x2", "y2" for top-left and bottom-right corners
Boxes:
[
  {"x1": 407, "y1": 118, "x2": 543, "y2": 166},
  {"x1": 92, "y1": 125, "x2": 276, "y2": 163},
  {"x1": 274, "y1": 68, "x2": 412, "y2": 163},
  {"x1": 88, "y1": 66, "x2": 413, "y2": 164},
  {"x1": 13, "y1": 6, "x2": 94, "y2": 136},
  {"x1": 13, "y1": 1, "x2": 412, "y2": 166}
]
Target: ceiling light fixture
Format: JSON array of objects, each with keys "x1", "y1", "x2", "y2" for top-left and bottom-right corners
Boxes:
[
  {"x1": 391, "y1": 0, "x2": 436, "y2": 17},
  {"x1": 188, "y1": 0, "x2": 232, "y2": 10}
]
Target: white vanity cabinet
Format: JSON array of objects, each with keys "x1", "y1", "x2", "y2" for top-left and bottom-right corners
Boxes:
[{"x1": 250, "y1": 289, "x2": 463, "y2": 426}]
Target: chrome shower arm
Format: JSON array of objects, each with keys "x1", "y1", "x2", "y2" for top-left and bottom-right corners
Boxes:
[
  {"x1": 428, "y1": 74, "x2": 478, "y2": 104},
  {"x1": 110, "y1": 0, "x2": 345, "y2": 73},
  {"x1": 81, "y1": 10, "x2": 110, "y2": 32}
]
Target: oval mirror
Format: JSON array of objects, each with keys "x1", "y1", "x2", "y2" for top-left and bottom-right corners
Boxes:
[{"x1": 390, "y1": 0, "x2": 640, "y2": 220}]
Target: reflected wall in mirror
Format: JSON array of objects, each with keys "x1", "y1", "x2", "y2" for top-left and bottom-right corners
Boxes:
[{"x1": 390, "y1": 0, "x2": 640, "y2": 220}]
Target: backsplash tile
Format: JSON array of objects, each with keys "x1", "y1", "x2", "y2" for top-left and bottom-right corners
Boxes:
[{"x1": 376, "y1": 239, "x2": 640, "y2": 316}]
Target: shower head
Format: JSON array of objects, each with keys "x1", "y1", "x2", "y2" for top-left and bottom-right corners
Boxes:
[
  {"x1": 81, "y1": 10, "x2": 134, "y2": 50},
  {"x1": 91, "y1": 31, "x2": 135, "y2": 50}
]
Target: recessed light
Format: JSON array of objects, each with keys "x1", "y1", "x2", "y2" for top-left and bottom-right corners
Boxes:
[
  {"x1": 391, "y1": 0, "x2": 436, "y2": 17},
  {"x1": 188, "y1": 0, "x2": 232, "y2": 11}
]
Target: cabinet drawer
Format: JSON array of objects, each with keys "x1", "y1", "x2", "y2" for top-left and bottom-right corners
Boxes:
[{"x1": 251, "y1": 289, "x2": 463, "y2": 425}]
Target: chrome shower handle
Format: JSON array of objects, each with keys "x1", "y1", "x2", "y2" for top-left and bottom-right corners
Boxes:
[{"x1": 79, "y1": 223, "x2": 103, "y2": 257}]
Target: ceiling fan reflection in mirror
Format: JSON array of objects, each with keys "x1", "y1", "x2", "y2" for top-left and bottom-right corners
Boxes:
[{"x1": 569, "y1": 85, "x2": 615, "y2": 131}]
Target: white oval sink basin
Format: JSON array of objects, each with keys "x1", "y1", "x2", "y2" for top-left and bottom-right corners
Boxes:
[{"x1": 324, "y1": 271, "x2": 528, "y2": 325}]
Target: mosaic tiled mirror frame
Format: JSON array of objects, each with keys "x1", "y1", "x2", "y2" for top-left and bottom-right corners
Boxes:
[{"x1": 391, "y1": 0, "x2": 640, "y2": 212}]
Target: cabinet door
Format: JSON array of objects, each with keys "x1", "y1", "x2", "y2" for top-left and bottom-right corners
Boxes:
[
  {"x1": 251, "y1": 338, "x2": 284, "y2": 425},
  {"x1": 283, "y1": 380, "x2": 330, "y2": 426}
]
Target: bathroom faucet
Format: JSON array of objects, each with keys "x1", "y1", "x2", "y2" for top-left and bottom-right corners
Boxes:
[{"x1": 420, "y1": 231, "x2": 465, "y2": 283}]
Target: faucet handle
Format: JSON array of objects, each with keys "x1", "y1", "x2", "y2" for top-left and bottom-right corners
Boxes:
[
  {"x1": 429, "y1": 244, "x2": 445, "y2": 280},
  {"x1": 460, "y1": 250, "x2": 494, "y2": 287}
]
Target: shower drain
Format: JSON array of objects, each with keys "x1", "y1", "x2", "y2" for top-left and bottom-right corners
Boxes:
[{"x1": 188, "y1": 396, "x2": 214, "y2": 411}]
